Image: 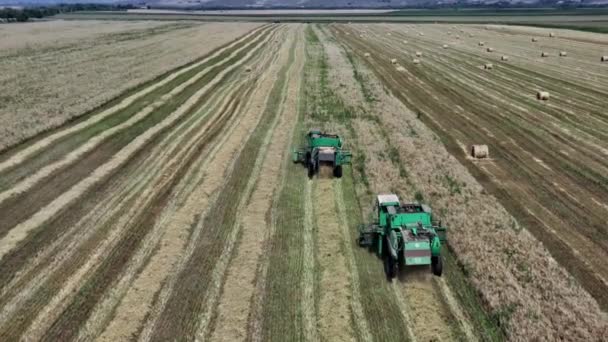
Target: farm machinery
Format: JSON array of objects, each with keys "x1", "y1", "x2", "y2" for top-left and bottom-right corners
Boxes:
[
  {"x1": 292, "y1": 129, "x2": 352, "y2": 178},
  {"x1": 358, "y1": 194, "x2": 447, "y2": 279}
]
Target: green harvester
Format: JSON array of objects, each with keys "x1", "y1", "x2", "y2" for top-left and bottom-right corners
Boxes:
[
  {"x1": 292, "y1": 129, "x2": 352, "y2": 178},
  {"x1": 358, "y1": 194, "x2": 447, "y2": 279}
]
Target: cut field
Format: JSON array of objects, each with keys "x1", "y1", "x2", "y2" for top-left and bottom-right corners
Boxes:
[
  {"x1": 0, "y1": 21, "x2": 606, "y2": 341},
  {"x1": 0, "y1": 20, "x2": 261, "y2": 151}
]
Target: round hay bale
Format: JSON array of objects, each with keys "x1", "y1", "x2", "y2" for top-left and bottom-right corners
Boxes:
[
  {"x1": 484, "y1": 63, "x2": 493, "y2": 70},
  {"x1": 364, "y1": 52, "x2": 371, "y2": 58},
  {"x1": 501, "y1": 55, "x2": 509, "y2": 61},
  {"x1": 403, "y1": 40, "x2": 408, "y2": 44},
  {"x1": 532, "y1": 38, "x2": 538, "y2": 42},
  {"x1": 541, "y1": 52, "x2": 549, "y2": 57},
  {"x1": 559, "y1": 51, "x2": 567, "y2": 57},
  {"x1": 470, "y1": 34, "x2": 474, "y2": 37},
  {"x1": 245, "y1": 66, "x2": 252, "y2": 72},
  {"x1": 413, "y1": 58, "x2": 421, "y2": 64},
  {"x1": 396, "y1": 65, "x2": 406, "y2": 72},
  {"x1": 537, "y1": 91, "x2": 550, "y2": 100},
  {"x1": 391, "y1": 58, "x2": 398, "y2": 64},
  {"x1": 602, "y1": 56, "x2": 608, "y2": 62},
  {"x1": 415, "y1": 51, "x2": 422, "y2": 57},
  {"x1": 443, "y1": 44, "x2": 449, "y2": 49},
  {"x1": 478, "y1": 41, "x2": 485, "y2": 46},
  {"x1": 549, "y1": 32, "x2": 555, "y2": 37},
  {"x1": 387, "y1": 32, "x2": 392, "y2": 36},
  {"x1": 359, "y1": 34, "x2": 364, "y2": 38},
  {"x1": 456, "y1": 35, "x2": 461, "y2": 39},
  {"x1": 447, "y1": 31, "x2": 452, "y2": 35},
  {"x1": 471, "y1": 145, "x2": 489, "y2": 159},
  {"x1": 486, "y1": 47, "x2": 494, "y2": 52},
  {"x1": 419, "y1": 32, "x2": 424, "y2": 36}
]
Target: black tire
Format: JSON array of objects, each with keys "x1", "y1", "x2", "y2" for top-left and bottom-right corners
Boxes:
[
  {"x1": 307, "y1": 160, "x2": 314, "y2": 179},
  {"x1": 432, "y1": 256, "x2": 443, "y2": 277},
  {"x1": 333, "y1": 165, "x2": 343, "y2": 178}
]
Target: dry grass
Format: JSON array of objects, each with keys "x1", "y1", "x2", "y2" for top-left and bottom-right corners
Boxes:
[
  {"x1": 332, "y1": 23, "x2": 608, "y2": 341},
  {"x1": 0, "y1": 21, "x2": 261, "y2": 151}
]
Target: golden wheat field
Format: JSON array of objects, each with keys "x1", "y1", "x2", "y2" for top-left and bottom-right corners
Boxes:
[{"x1": 0, "y1": 20, "x2": 606, "y2": 341}]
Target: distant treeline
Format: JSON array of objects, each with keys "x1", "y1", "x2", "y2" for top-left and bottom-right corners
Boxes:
[{"x1": 0, "y1": 4, "x2": 137, "y2": 22}]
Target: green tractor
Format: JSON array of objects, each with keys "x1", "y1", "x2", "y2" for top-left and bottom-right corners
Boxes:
[
  {"x1": 358, "y1": 194, "x2": 447, "y2": 279},
  {"x1": 292, "y1": 129, "x2": 352, "y2": 178}
]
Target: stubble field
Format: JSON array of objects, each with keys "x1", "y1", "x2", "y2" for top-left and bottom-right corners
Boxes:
[{"x1": 0, "y1": 21, "x2": 606, "y2": 341}]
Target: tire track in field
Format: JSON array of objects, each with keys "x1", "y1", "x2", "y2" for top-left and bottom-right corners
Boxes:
[
  {"x1": 209, "y1": 25, "x2": 304, "y2": 342},
  {"x1": 0, "y1": 29, "x2": 274, "y2": 264},
  {"x1": 313, "y1": 178, "x2": 354, "y2": 342},
  {"x1": 0, "y1": 27, "x2": 279, "y2": 341},
  {"x1": 0, "y1": 27, "x2": 274, "y2": 237},
  {"x1": 302, "y1": 179, "x2": 318, "y2": 342},
  {"x1": 333, "y1": 180, "x2": 372, "y2": 342},
  {"x1": 0, "y1": 25, "x2": 266, "y2": 175}
]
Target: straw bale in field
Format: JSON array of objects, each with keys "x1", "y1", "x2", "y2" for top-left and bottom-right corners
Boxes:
[
  {"x1": 541, "y1": 52, "x2": 549, "y2": 57},
  {"x1": 470, "y1": 145, "x2": 489, "y2": 158},
  {"x1": 559, "y1": 51, "x2": 567, "y2": 57},
  {"x1": 537, "y1": 91, "x2": 550, "y2": 100},
  {"x1": 602, "y1": 56, "x2": 608, "y2": 62},
  {"x1": 484, "y1": 63, "x2": 493, "y2": 70},
  {"x1": 487, "y1": 47, "x2": 494, "y2": 52},
  {"x1": 415, "y1": 51, "x2": 422, "y2": 57},
  {"x1": 413, "y1": 59, "x2": 421, "y2": 64},
  {"x1": 478, "y1": 41, "x2": 485, "y2": 46},
  {"x1": 390, "y1": 58, "x2": 398, "y2": 64},
  {"x1": 442, "y1": 44, "x2": 449, "y2": 49},
  {"x1": 501, "y1": 56, "x2": 509, "y2": 61},
  {"x1": 364, "y1": 52, "x2": 371, "y2": 58}
]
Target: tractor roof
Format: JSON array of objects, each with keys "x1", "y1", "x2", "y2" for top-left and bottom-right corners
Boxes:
[{"x1": 377, "y1": 194, "x2": 400, "y2": 206}]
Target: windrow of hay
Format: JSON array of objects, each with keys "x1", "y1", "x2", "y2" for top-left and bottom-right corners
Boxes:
[{"x1": 0, "y1": 21, "x2": 262, "y2": 151}]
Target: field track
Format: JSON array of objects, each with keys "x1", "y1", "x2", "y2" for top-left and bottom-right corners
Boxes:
[{"x1": 0, "y1": 21, "x2": 606, "y2": 341}]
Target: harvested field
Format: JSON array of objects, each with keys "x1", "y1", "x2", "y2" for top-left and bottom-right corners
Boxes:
[
  {"x1": 0, "y1": 20, "x2": 606, "y2": 342},
  {"x1": 0, "y1": 20, "x2": 261, "y2": 151},
  {"x1": 332, "y1": 22, "x2": 608, "y2": 340}
]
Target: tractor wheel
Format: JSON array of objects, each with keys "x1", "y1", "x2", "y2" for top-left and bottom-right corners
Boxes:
[
  {"x1": 384, "y1": 255, "x2": 397, "y2": 280},
  {"x1": 333, "y1": 165, "x2": 343, "y2": 178},
  {"x1": 308, "y1": 160, "x2": 315, "y2": 179},
  {"x1": 432, "y1": 256, "x2": 443, "y2": 277}
]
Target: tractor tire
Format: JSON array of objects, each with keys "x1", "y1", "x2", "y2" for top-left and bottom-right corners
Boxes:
[
  {"x1": 333, "y1": 165, "x2": 343, "y2": 178},
  {"x1": 307, "y1": 159, "x2": 315, "y2": 179},
  {"x1": 384, "y1": 255, "x2": 397, "y2": 280},
  {"x1": 432, "y1": 256, "x2": 443, "y2": 277}
]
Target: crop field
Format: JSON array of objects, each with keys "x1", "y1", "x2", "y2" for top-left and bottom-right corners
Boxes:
[{"x1": 0, "y1": 21, "x2": 606, "y2": 341}]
